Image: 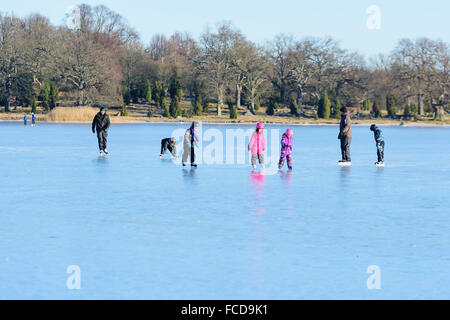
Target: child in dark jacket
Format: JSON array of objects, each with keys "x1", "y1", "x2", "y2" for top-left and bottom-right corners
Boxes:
[
  {"x1": 370, "y1": 124, "x2": 384, "y2": 165},
  {"x1": 278, "y1": 129, "x2": 293, "y2": 170},
  {"x1": 160, "y1": 137, "x2": 177, "y2": 158}
]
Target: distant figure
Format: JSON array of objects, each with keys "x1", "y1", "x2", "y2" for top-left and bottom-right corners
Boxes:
[
  {"x1": 248, "y1": 122, "x2": 266, "y2": 170},
  {"x1": 182, "y1": 122, "x2": 199, "y2": 167},
  {"x1": 338, "y1": 107, "x2": 352, "y2": 164},
  {"x1": 370, "y1": 124, "x2": 385, "y2": 165},
  {"x1": 160, "y1": 137, "x2": 177, "y2": 158},
  {"x1": 91, "y1": 106, "x2": 110, "y2": 156},
  {"x1": 31, "y1": 113, "x2": 36, "y2": 126},
  {"x1": 24, "y1": 114, "x2": 28, "y2": 126},
  {"x1": 278, "y1": 128, "x2": 293, "y2": 170}
]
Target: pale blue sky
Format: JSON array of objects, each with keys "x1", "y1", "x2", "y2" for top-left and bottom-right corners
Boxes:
[{"x1": 1, "y1": 0, "x2": 449, "y2": 59}]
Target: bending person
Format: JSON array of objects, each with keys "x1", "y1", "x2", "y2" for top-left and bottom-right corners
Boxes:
[{"x1": 160, "y1": 137, "x2": 177, "y2": 158}]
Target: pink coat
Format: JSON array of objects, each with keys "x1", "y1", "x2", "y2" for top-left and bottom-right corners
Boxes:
[{"x1": 248, "y1": 131, "x2": 266, "y2": 155}]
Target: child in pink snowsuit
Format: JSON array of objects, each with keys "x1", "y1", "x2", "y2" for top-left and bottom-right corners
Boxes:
[
  {"x1": 248, "y1": 122, "x2": 266, "y2": 169},
  {"x1": 279, "y1": 129, "x2": 293, "y2": 170}
]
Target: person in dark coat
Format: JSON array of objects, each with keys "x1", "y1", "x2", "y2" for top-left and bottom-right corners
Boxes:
[
  {"x1": 160, "y1": 137, "x2": 177, "y2": 158},
  {"x1": 370, "y1": 124, "x2": 385, "y2": 164},
  {"x1": 338, "y1": 106, "x2": 352, "y2": 163},
  {"x1": 182, "y1": 122, "x2": 199, "y2": 167},
  {"x1": 92, "y1": 106, "x2": 111, "y2": 155}
]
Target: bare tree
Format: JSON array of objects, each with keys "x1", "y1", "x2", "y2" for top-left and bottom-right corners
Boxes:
[
  {"x1": 267, "y1": 34, "x2": 294, "y2": 104},
  {"x1": 229, "y1": 35, "x2": 254, "y2": 110},
  {"x1": 197, "y1": 22, "x2": 241, "y2": 115},
  {"x1": 57, "y1": 30, "x2": 121, "y2": 105},
  {"x1": 22, "y1": 14, "x2": 55, "y2": 87},
  {"x1": 242, "y1": 45, "x2": 267, "y2": 114},
  {"x1": 78, "y1": 4, "x2": 138, "y2": 45},
  {"x1": 0, "y1": 14, "x2": 27, "y2": 112},
  {"x1": 287, "y1": 39, "x2": 316, "y2": 115},
  {"x1": 391, "y1": 38, "x2": 442, "y2": 115}
]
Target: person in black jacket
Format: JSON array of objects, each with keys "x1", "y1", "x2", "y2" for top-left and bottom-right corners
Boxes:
[
  {"x1": 160, "y1": 137, "x2": 177, "y2": 158},
  {"x1": 92, "y1": 106, "x2": 111, "y2": 155}
]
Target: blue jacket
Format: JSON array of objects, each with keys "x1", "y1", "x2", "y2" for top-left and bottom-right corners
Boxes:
[{"x1": 373, "y1": 128, "x2": 384, "y2": 143}]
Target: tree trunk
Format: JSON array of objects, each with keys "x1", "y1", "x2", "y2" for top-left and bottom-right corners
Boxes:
[
  {"x1": 417, "y1": 92, "x2": 424, "y2": 115},
  {"x1": 434, "y1": 105, "x2": 444, "y2": 120},
  {"x1": 235, "y1": 83, "x2": 241, "y2": 110},
  {"x1": 5, "y1": 97, "x2": 11, "y2": 113},
  {"x1": 297, "y1": 87, "x2": 303, "y2": 117},
  {"x1": 217, "y1": 86, "x2": 223, "y2": 116},
  {"x1": 77, "y1": 89, "x2": 85, "y2": 106},
  {"x1": 249, "y1": 89, "x2": 255, "y2": 115},
  {"x1": 280, "y1": 80, "x2": 285, "y2": 104},
  {"x1": 4, "y1": 77, "x2": 11, "y2": 112}
]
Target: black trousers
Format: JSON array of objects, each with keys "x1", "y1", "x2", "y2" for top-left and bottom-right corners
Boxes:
[
  {"x1": 190, "y1": 145, "x2": 195, "y2": 164},
  {"x1": 160, "y1": 141, "x2": 175, "y2": 156},
  {"x1": 97, "y1": 130, "x2": 108, "y2": 151},
  {"x1": 340, "y1": 136, "x2": 351, "y2": 161},
  {"x1": 377, "y1": 141, "x2": 385, "y2": 162}
]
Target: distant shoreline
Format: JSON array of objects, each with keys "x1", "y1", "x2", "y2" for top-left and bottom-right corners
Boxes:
[{"x1": 1, "y1": 118, "x2": 449, "y2": 127}]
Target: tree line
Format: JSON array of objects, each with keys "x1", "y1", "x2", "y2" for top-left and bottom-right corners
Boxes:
[{"x1": 1, "y1": 4, "x2": 448, "y2": 119}]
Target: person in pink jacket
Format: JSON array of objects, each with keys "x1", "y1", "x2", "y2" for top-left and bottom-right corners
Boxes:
[
  {"x1": 248, "y1": 122, "x2": 266, "y2": 170},
  {"x1": 278, "y1": 128, "x2": 293, "y2": 170}
]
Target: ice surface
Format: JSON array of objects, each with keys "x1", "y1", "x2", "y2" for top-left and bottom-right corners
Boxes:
[{"x1": 0, "y1": 121, "x2": 449, "y2": 299}]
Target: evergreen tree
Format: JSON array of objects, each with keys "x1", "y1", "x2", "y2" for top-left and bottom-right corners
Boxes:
[
  {"x1": 121, "y1": 106, "x2": 129, "y2": 116},
  {"x1": 122, "y1": 86, "x2": 131, "y2": 106},
  {"x1": 31, "y1": 96, "x2": 37, "y2": 113},
  {"x1": 363, "y1": 99, "x2": 371, "y2": 111},
  {"x1": 169, "y1": 75, "x2": 182, "y2": 118},
  {"x1": 145, "y1": 80, "x2": 152, "y2": 103},
  {"x1": 266, "y1": 100, "x2": 277, "y2": 115},
  {"x1": 424, "y1": 100, "x2": 433, "y2": 114},
  {"x1": 403, "y1": 104, "x2": 411, "y2": 117},
  {"x1": 169, "y1": 98, "x2": 181, "y2": 118},
  {"x1": 386, "y1": 93, "x2": 397, "y2": 116},
  {"x1": 169, "y1": 76, "x2": 182, "y2": 102},
  {"x1": 39, "y1": 83, "x2": 50, "y2": 111},
  {"x1": 15, "y1": 73, "x2": 34, "y2": 107},
  {"x1": 161, "y1": 96, "x2": 167, "y2": 109},
  {"x1": 192, "y1": 80, "x2": 208, "y2": 114},
  {"x1": 334, "y1": 99, "x2": 342, "y2": 119},
  {"x1": 147, "y1": 108, "x2": 153, "y2": 117},
  {"x1": 230, "y1": 105, "x2": 238, "y2": 119},
  {"x1": 153, "y1": 81, "x2": 164, "y2": 107},
  {"x1": 289, "y1": 97, "x2": 299, "y2": 116},
  {"x1": 318, "y1": 91, "x2": 331, "y2": 119},
  {"x1": 192, "y1": 96, "x2": 202, "y2": 116},
  {"x1": 254, "y1": 98, "x2": 260, "y2": 111},
  {"x1": 372, "y1": 101, "x2": 382, "y2": 118},
  {"x1": 162, "y1": 105, "x2": 170, "y2": 117},
  {"x1": 49, "y1": 83, "x2": 59, "y2": 109},
  {"x1": 130, "y1": 81, "x2": 139, "y2": 103}
]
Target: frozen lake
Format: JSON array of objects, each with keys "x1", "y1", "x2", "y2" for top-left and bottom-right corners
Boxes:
[{"x1": 0, "y1": 121, "x2": 449, "y2": 299}]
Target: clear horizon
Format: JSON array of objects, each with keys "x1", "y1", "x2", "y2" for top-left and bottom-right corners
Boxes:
[{"x1": 1, "y1": 0, "x2": 449, "y2": 59}]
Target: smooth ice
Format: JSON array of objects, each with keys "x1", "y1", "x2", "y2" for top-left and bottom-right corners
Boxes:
[{"x1": 0, "y1": 122, "x2": 449, "y2": 299}]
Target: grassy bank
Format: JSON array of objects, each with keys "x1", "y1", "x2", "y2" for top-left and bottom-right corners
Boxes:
[{"x1": 1, "y1": 105, "x2": 449, "y2": 126}]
